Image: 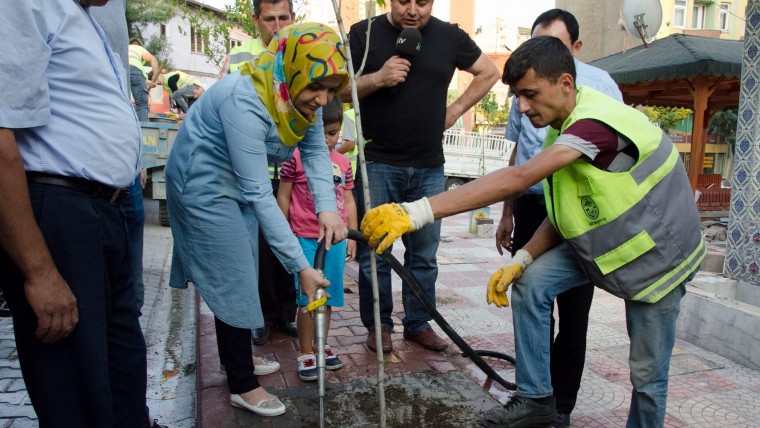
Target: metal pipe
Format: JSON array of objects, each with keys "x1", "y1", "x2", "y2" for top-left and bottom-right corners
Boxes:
[{"x1": 314, "y1": 286, "x2": 327, "y2": 428}]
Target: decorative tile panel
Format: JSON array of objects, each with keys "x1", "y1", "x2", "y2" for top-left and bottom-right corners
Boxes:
[{"x1": 726, "y1": 0, "x2": 760, "y2": 285}]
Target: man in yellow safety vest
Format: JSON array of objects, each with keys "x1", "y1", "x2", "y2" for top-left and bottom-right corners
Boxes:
[
  {"x1": 161, "y1": 70, "x2": 204, "y2": 115},
  {"x1": 361, "y1": 36, "x2": 704, "y2": 428},
  {"x1": 217, "y1": 0, "x2": 295, "y2": 78},
  {"x1": 128, "y1": 38, "x2": 159, "y2": 121}
]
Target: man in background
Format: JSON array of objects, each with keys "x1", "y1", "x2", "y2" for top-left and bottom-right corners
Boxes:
[
  {"x1": 337, "y1": 107, "x2": 358, "y2": 181},
  {"x1": 161, "y1": 69, "x2": 204, "y2": 115},
  {"x1": 128, "y1": 38, "x2": 160, "y2": 122},
  {"x1": 218, "y1": 0, "x2": 295, "y2": 77},
  {"x1": 495, "y1": 9, "x2": 623, "y2": 427},
  {"x1": 345, "y1": 0, "x2": 500, "y2": 352},
  {"x1": 220, "y1": 0, "x2": 298, "y2": 344}
]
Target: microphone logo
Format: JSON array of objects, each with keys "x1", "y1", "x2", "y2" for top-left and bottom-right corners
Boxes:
[{"x1": 395, "y1": 28, "x2": 422, "y2": 58}]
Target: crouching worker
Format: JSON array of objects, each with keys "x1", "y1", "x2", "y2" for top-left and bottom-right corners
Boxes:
[
  {"x1": 161, "y1": 69, "x2": 204, "y2": 114},
  {"x1": 360, "y1": 35, "x2": 705, "y2": 428}
]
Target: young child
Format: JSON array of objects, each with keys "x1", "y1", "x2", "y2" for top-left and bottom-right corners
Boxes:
[{"x1": 277, "y1": 96, "x2": 358, "y2": 381}]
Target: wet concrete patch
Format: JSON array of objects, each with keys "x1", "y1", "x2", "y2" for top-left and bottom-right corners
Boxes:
[{"x1": 226, "y1": 371, "x2": 498, "y2": 427}]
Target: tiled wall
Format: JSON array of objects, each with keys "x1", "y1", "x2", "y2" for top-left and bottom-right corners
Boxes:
[{"x1": 726, "y1": 0, "x2": 760, "y2": 285}]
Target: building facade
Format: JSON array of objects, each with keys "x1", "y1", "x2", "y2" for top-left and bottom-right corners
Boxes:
[{"x1": 558, "y1": 0, "x2": 747, "y2": 63}]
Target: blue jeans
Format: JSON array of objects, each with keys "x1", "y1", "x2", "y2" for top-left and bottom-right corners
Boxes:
[
  {"x1": 122, "y1": 175, "x2": 145, "y2": 310},
  {"x1": 512, "y1": 243, "x2": 687, "y2": 427},
  {"x1": 357, "y1": 163, "x2": 443, "y2": 334},
  {"x1": 129, "y1": 66, "x2": 149, "y2": 122},
  {"x1": 172, "y1": 84, "x2": 196, "y2": 113}
]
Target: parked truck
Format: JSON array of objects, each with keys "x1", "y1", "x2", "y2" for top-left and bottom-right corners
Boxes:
[
  {"x1": 443, "y1": 129, "x2": 515, "y2": 191},
  {"x1": 141, "y1": 119, "x2": 180, "y2": 227}
]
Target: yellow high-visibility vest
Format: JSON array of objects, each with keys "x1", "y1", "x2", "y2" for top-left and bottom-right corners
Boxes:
[{"x1": 544, "y1": 87, "x2": 705, "y2": 303}]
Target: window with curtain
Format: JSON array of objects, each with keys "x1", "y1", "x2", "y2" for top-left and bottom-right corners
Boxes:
[
  {"x1": 719, "y1": 3, "x2": 730, "y2": 32},
  {"x1": 190, "y1": 26, "x2": 208, "y2": 54},
  {"x1": 691, "y1": 4, "x2": 706, "y2": 29},
  {"x1": 673, "y1": 0, "x2": 687, "y2": 29}
]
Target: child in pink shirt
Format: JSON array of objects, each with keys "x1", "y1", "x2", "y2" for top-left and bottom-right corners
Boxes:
[{"x1": 277, "y1": 96, "x2": 357, "y2": 381}]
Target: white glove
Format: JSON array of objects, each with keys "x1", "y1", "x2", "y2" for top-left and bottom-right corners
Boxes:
[{"x1": 400, "y1": 197, "x2": 434, "y2": 231}]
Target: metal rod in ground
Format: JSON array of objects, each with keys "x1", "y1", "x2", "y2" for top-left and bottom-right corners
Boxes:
[
  {"x1": 328, "y1": 1, "x2": 386, "y2": 426},
  {"x1": 314, "y1": 287, "x2": 328, "y2": 428}
]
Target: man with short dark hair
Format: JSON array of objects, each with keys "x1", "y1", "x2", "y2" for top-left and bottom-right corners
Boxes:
[
  {"x1": 345, "y1": 0, "x2": 500, "y2": 353},
  {"x1": 218, "y1": 0, "x2": 295, "y2": 77},
  {"x1": 361, "y1": 35, "x2": 705, "y2": 428},
  {"x1": 495, "y1": 9, "x2": 623, "y2": 427}
]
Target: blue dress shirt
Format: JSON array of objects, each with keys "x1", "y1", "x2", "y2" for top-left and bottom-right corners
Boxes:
[
  {"x1": 0, "y1": 0, "x2": 141, "y2": 188},
  {"x1": 165, "y1": 72, "x2": 337, "y2": 329}
]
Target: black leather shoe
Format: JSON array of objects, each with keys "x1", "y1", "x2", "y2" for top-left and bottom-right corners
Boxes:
[
  {"x1": 281, "y1": 321, "x2": 298, "y2": 337},
  {"x1": 479, "y1": 395, "x2": 556, "y2": 428},
  {"x1": 555, "y1": 413, "x2": 570, "y2": 427},
  {"x1": 251, "y1": 326, "x2": 270, "y2": 345}
]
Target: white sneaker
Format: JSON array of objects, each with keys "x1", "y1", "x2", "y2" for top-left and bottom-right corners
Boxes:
[
  {"x1": 297, "y1": 354, "x2": 318, "y2": 381},
  {"x1": 324, "y1": 345, "x2": 344, "y2": 370}
]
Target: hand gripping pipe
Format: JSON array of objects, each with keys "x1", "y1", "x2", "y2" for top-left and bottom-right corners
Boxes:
[
  {"x1": 313, "y1": 286, "x2": 328, "y2": 428},
  {"x1": 312, "y1": 230, "x2": 517, "y2": 409}
]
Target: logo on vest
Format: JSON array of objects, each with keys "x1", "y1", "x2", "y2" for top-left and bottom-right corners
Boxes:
[{"x1": 581, "y1": 196, "x2": 599, "y2": 220}]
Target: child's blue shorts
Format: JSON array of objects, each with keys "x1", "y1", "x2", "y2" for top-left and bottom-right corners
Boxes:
[{"x1": 294, "y1": 237, "x2": 345, "y2": 307}]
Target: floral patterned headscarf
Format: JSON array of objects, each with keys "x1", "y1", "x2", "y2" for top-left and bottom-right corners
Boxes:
[{"x1": 239, "y1": 22, "x2": 349, "y2": 146}]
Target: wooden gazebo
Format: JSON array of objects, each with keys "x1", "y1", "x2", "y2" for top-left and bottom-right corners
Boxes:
[{"x1": 589, "y1": 34, "x2": 742, "y2": 190}]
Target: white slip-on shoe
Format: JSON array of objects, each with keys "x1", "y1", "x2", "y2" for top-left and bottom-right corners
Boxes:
[
  {"x1": 220, "y1": 356, "x2": 281, "y2": 376},
  {"x1": 253, "y1": 356, "x2": 280, "y2": 376},
  {"x1": 230, "y1": 393, "x2": 286, "y2": 417}
]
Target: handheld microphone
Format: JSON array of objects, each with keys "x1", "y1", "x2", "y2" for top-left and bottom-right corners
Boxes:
[{"x1": 391, "y1": 28, "x2": 421, "y2": 94}]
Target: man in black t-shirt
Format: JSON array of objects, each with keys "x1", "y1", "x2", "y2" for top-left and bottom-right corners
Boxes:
[{"x1": 344, "y1": 0, "x2": 499, "y2": 353}]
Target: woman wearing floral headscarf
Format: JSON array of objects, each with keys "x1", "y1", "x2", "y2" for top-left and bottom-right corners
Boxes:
[{"x1": 165, "y1": 23, "x2": 349, "y2": 416}]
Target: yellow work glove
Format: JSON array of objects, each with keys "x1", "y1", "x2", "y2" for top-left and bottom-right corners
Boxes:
[
  {"x1": 486, "y1": 249, "x2": 533, "y2": 308},
  {"x1": 361, "y1": 198, "x2": 434, "y2": 254}
]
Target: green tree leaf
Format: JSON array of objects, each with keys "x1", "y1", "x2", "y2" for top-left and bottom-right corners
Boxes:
[{"x1": 475, "y1": 92, "x2": 509, "y2": 134}]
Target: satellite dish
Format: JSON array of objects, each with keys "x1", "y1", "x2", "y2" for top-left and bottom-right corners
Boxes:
[{"x1": 621, "y1": 0, "x2": 663, "y2": 46}]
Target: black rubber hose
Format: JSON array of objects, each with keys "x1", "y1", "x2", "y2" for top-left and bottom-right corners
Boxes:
[{"x1": 313, "y1": 229, "x2": 517, "y2": 391}]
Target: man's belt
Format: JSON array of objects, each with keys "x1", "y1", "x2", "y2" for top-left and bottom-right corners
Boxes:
[{"x1": 26, "y1": 172, "x2": 129, "y2": 205}]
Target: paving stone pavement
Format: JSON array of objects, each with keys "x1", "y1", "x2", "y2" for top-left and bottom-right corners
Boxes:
[{"x1": 2, "y1": 201, "x2": 760, "y2": 427}]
